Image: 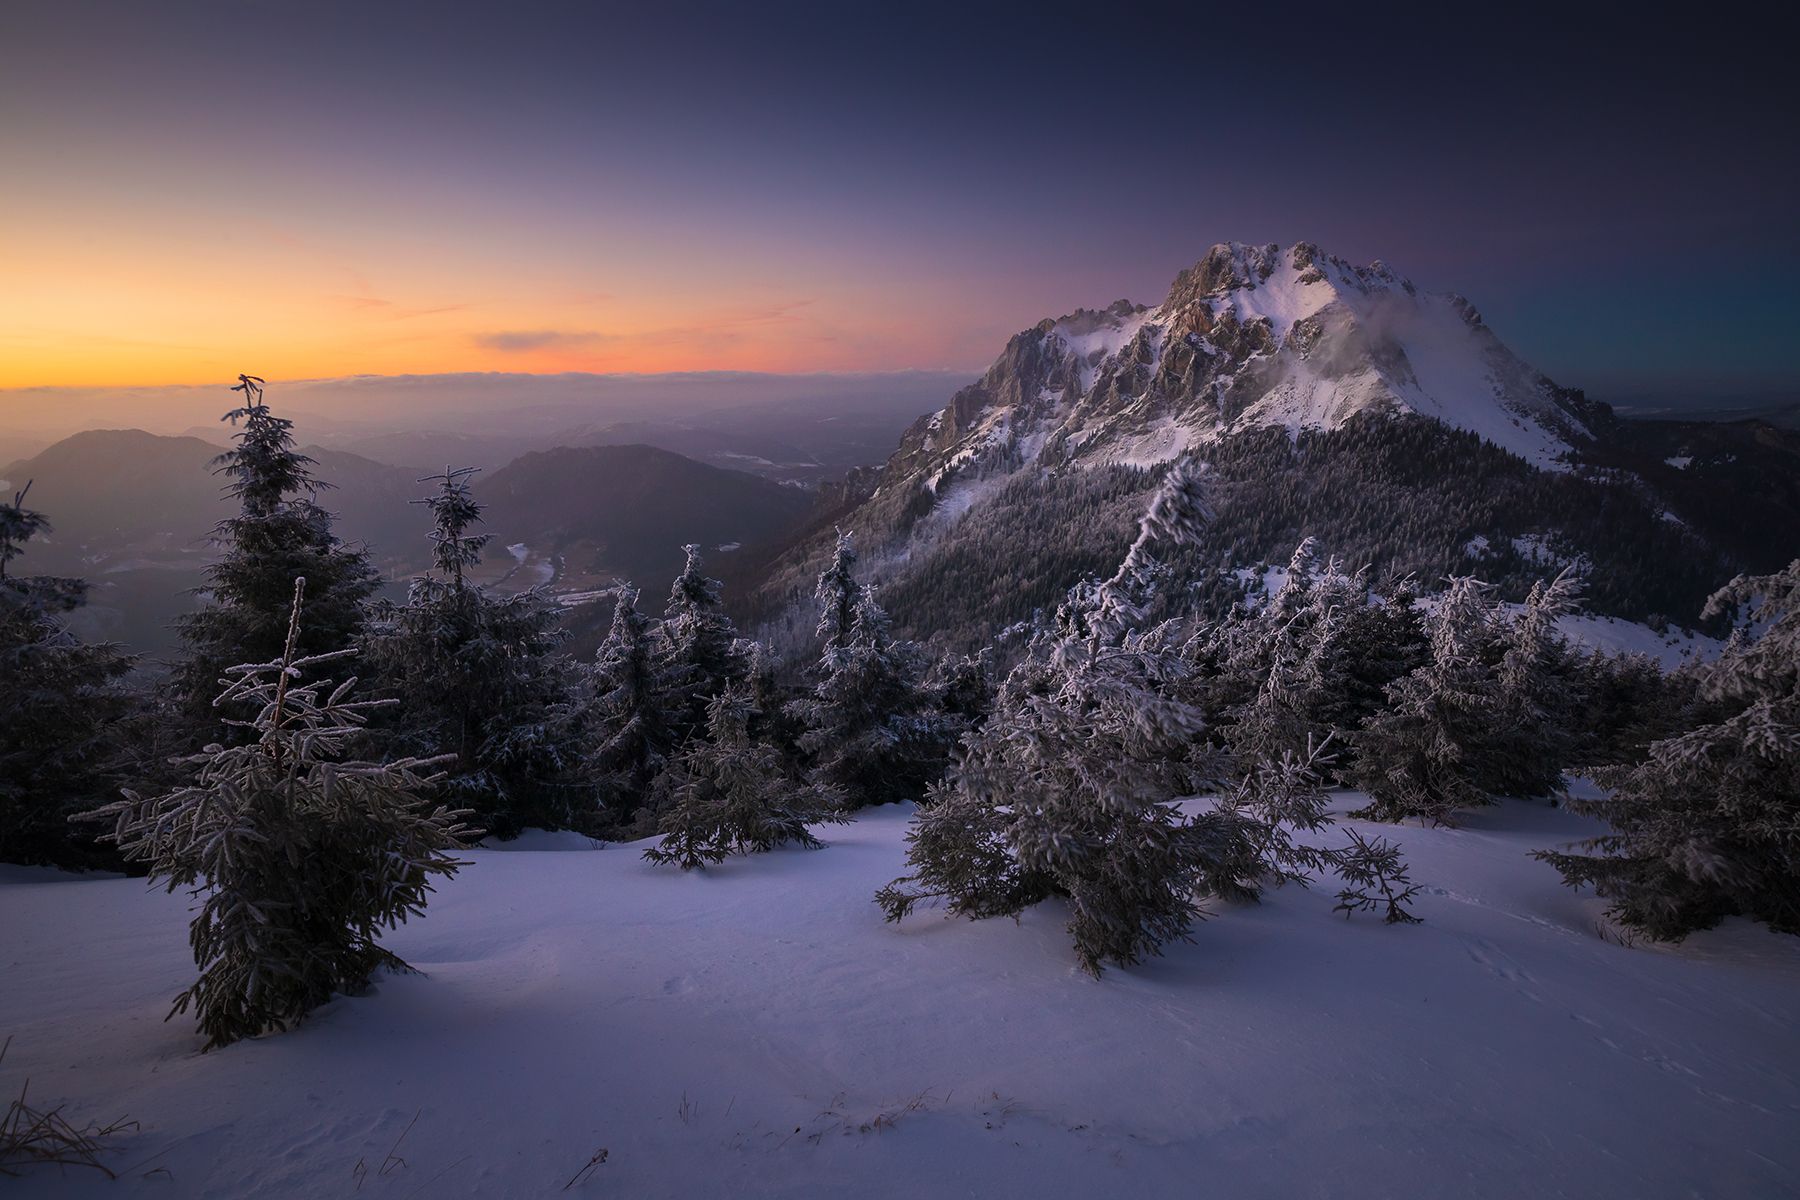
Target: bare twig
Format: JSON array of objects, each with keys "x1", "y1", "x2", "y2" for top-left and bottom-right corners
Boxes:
[
  {"x1": 562, "y1": 1147, "x2": 608, "y2": 1190},
  {"x1": 380, "y1": 1109, "x2": 419, "y2": 1177}
]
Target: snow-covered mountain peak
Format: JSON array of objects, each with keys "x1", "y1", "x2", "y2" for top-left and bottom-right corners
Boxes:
[{"x1": 893, "y1": 241, "x2": 1600, "y2": 503}]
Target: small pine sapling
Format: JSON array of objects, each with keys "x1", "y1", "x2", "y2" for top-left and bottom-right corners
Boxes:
[{"x1": 1333, "y1": 829, "x2": 1425, "y2": 925}]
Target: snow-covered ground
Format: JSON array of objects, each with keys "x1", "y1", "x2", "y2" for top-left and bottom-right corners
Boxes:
[{"x1": 4, "y1": 798, "x2": 1798, "y2": 1198}]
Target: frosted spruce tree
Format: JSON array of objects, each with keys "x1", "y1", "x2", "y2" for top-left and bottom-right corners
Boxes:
[
  {"x1": 1352, "y1": 571, "x2": 1584, "y2": 824},
  {"x1": 1349, "y1": 576, "x2": 1509, "y2": 824},
  {"x1": 1216, "y1": 542, "x2": 1360, "y2": 780},
  {"x1": 167, "y1": 375, "x2": 379, "y2": 753},
  {"x1": 880, "y1": 463, "x2": 1229, "y2": 973},
  {"x1": 787, "y1": 530, "x2": 958, "y2": 809},
  {"x1": 742, "y1": 637, "x2": 803, "y2": 752},
  {"x1": 586, "y1": 584, "x2": 677, "y2": 830},
  {"x1": 875, "y1": 617, "x2": 1223, "y2": 975},
  {"x1": 878, "y1": 461, "x2": 1422, "y2": 973},
  {"x1": 932, "y1": 646, "x2": 996, "y2": 729},
  {"x1": 1202, "y1": 541, "x2": 1425, "y2": 784},
  {"x1": 362, "y1": 467, "x2": 585, "y2": 838},
  {"x1": 0, "y1": 483, "x2": 137, "y2": 869},
  {"x1": 1486, "y1": 570, "x2": 1585, "y2": 800},
  {"x1": 652, "y1": 544, "x2": 746, "y2": 746},
  {"x1": 87, "y1": 579, "x2": 474, "y2": 1049},
  {"x1": 1573, "y1": 648, "x2": 1691, "y2": 769},
  {"x1": 1538, "y1": 561, "x2": 1800, "y2": 939},
  {"x1": 1305, "y1": 577, "x2": 1428, "y2": 754},
  {"x1": 643, "y1": 687, "x2": 843, "y2": 870}
]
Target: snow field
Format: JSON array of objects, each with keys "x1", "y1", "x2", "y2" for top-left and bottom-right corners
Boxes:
[{"x1": 2, "y1": 796, "x2": 1797, "y2": 1198}]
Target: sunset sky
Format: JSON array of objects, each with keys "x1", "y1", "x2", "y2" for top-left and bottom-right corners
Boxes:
[{"x1": 2, "y1": 1, "x2": 1794, "y2": 400}]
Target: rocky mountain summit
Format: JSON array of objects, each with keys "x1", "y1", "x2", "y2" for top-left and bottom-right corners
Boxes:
[
  {"x1": 891, "y1": 241, "x2": 1603, "y2": 512},
  {"x1": 747, "y1": 243, "x2": 1795, "y2": 646}
]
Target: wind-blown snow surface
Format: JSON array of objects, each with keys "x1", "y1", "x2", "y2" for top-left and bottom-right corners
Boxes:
[{"x1": 4, "y1": 798, "x2": 1798, "y2": 1198}]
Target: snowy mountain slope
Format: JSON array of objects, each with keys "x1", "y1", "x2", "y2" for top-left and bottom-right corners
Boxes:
[
  {"x1": 888, "y1": 242, "x2": 1598, "y2": 507},
  {"x1": 4, "y1": 798, "x2": 1798, "y2": 1198},
  {"x1": 744, "y1": 244, "x2": 1777, "y2": 646}
]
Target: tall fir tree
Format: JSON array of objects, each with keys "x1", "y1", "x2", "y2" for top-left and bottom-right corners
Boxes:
[
  {"x1": 166, "y1": 375, "x2": 379, "y2": 751},
  {"x1": 1572, "y1": 648, "x2": 1691, "y2": 770},
  {"x1": 361, "y1": 467, "x2": 586, "y2": 838},
  {"x1": 87, "y1": 578, "x2": 474, "y2": 1049},
  {"x1": 1215, "y1": 542, "x2": 1355, "y2": 775},
  {"x1": 653, "y1": 544, "x2": 745, "y2": 745},
  {"x1": 1487, "y1": 570, "x2": 1586, "y2": 800},
  {"x1": 1538, "y1": 561, "x2": 1800, "y2": 939},
  {"x1": 586, "y1": 584, "x2": 677, "y2": 829},
  {"x1": 1307, "y1": 579, "x2": 1429, "y2": 753},
  {"x1": 0, "y1": 483, "x2": 138, "y2": 868},
  {"x1": 787, "y1": 530, "x2": 958, "y2": 809},
  {"x1": 1350, "y1": 576, "x2": 1511, "y2": 824}
]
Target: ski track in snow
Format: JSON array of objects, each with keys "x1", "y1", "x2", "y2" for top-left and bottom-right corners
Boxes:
[{"x1": 2, "y1": 798, "x2": 1797, "y2": 1198}]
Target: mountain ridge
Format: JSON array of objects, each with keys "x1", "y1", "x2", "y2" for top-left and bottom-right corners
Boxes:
[
  {"x1": 746, "y1": 242, "x2": 1797, "y2": 647},
  {"x1": 890, "y1": 241, "x2": 1602, "y2": 509}
]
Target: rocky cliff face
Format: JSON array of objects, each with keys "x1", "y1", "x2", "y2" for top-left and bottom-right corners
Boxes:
[{"x1": 879, "y1": 241, "x2": 1602, "y2": 521}]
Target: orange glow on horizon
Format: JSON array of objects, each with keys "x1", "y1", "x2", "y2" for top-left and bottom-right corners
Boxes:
[
  {"x1": 0, "y1": 191, "x2": 1000, "y2": 390},
  {"x1": 0, "y1": 275, "x2": 982, "y2": 390}
]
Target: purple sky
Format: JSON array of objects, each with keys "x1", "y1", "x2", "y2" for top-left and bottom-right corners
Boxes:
[{"x1": 2, "y1": 1, "x2": 1794, "y2": 401}]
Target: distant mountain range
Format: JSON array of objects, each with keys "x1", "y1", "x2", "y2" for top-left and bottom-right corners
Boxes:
[
  {"x1": 6, "y1": 247, "x2": 1796, "y2": 659},
  {"x1": 282, "y1": 392, "x2": 937, "y2": 487},
  {"x1": 0, "y1": 431, "x2": 821, "y2": 657},
  {"x1": 0, "y1": 430, "x2": 427, "y2": 574}
]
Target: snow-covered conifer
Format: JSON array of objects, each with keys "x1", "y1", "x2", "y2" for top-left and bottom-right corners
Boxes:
[
  {"x1": 877, "y1": 618, "x2": 1224, "y2": 975},
  {"x1": 585, "y1": 584, "x2": 676, "y2": 827},
  {"x1": 787, "y1": 530, "x2": 957, "y2": 809},
  {"x1": 1538, "y1": 561, "x2": 1800, "y2": 938},
  {"x1": 1203, "y1": 541, "x2": 1424, "y2": 788},
  {"x1": 877, "y1": 460, "x2": 1308, "y2": 975},
  {"x1": 932, "y1": 646, "x2": 996, "y2": 729},
  {"x1": 1487, "y1": 569, "x2": 1585, "y2": 800},
  {"x1": 1222, "y1": 552, "x2": 1354, "y2": 781},
  {"x1": 0, "y1": 483, "x2": 137, "y2": 869},
  {"x1": 362, "y1": 467, "x2": 584, "y2": 838},
  {"x1": 1573, "y1": 649, "x2": 1689, "y2": 769},
  {"x1": 1350, "y1": 576, "x2": 1509, "y2": 824},
  {"x1": 643, "y1": 688, "x2": 842, "y2": 870},
  {"x1": 166, "y1": 376, "x2": 379, "y2": 753},
  {"x1": 1353, "y1": 571, "x2": 1586, "y2": 823},
  {"x1": 86, "y1": 578, "x2": 473, "y2": 1049},
  {"x1": 653, "y1": 544, "x2": 745, "y2": 743},
  {"x1": 1308, "y1": 579, "x2": 1428, "y2": 748}
]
